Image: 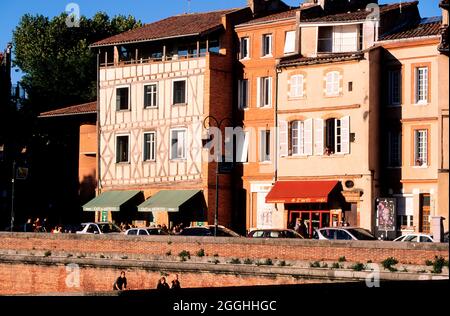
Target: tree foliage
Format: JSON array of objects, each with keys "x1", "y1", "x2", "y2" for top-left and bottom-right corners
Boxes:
[{"x1": 13, "y1": 12, "x2": 141, "y2": 113}]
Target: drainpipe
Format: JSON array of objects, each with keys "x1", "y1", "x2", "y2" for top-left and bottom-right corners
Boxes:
[
  {"x1": 96, "y1": 52, "x2": 102, "y2": 197},
  {"x1": 274, "y1": 64, "x2": 280, "y2": 183}
]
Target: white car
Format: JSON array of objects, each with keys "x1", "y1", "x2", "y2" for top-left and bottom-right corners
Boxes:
[
  {"x1": 76, "y1": 222, "x2": 122, "y2": 235},
  {"x1": 393, "y1": 233, "x2": 434, "y2": 243},
  {"x1": 314, "y1": 227, "x2": 377, "y2": 241},
  {"x1": 124, "y1": 227, "x2": 169, "y2": 236}
]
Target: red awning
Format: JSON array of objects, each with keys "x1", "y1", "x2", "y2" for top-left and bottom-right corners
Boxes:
[{"x1": 265, "y1": 181, "x2": 339, "y2": 204}]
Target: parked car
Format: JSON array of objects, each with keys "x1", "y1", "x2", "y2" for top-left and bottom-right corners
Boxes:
[
  {"x1": 178, "y1": 225, "x2": 241, "y2": 237},
  {"x1": 60, "y1": 224, "x2": 84, "y2": 234},
  {"x1": 444, "y1": 231, "x2": 449, "y2": 243},
  {"x1": 393, "y1": 233, "x2": 434, "y2": 243},
  {"x1": 125, "y1": 227, "x2": 169, "y2": 236},
  {"x1": 76, "y1": 222, "x2": 122, "y2": 235},
  {"x1": 247, "y1": 229, "x2": 304, "y2": 239},
  {"x1": 314, "y1": 227, "x2": 377, "y2": 241}
]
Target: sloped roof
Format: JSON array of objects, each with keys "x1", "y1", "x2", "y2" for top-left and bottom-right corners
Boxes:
[
  {"x1": 300, "y1": 1, "x2": 418, "y2": 23},
  {"x1": 91, "y1": 9, "x2": 239, "y2": 47},
  {"x1": 379, "y1": 17, "x2": 442, "y2": 40},
  {"x1": 39, "y1": 102, "x2": 97, "y2": 118},
  {"x1": 279, "y1": 52, "x2": 365, "y2": 67},
  {"x1": 237, "y1": 8, "x2": 299, "y2": 26}
]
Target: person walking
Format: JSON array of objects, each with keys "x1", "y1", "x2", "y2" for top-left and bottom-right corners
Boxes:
[
  {"x1": 113, "y1": 271, "x2": 128, "y2": 291},
  {"x1": 156, "y1": 277, "x2": 170, "y2": 292},
  {"x1": 171, "y1": 274, "x2": 181, "y2": 290}
]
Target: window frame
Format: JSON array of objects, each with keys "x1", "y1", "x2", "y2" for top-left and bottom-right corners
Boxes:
[
  {"x1": 115, "y1": 134, "x2": 130, "y2": 164},
  {"x1": 387, "y1": 69, "x2": 402, "y2": 106},
  {"x1": 284, "y1": 31, "x2": 296, "y2": 55},
  {"x1": 262, "y1": 34, "x2": 273, "y2": 57},
  {"x1": 258, "y1": 76, "x2": 272, "y2": 108},
  {"x1": 291, "y1": 121, "x2": 304, "y2": 156},
  {"x1": 413, "y1": 129, "x2": 429, "y2": 167},
  {"x1": 238, "y1": 79, "x2": 249, "y2": 110},
  {"x1": 116, "y1": 85, "x2": 130, "y2": 111},
  {"x1": 387, "y1": 130, "x2": 402, "y2": 168},
  {"x1": 172, "y1": 79, "x2": 187, "y2": 106},
  {"x1": 143, "y1": 131, "x2": 157, "y2": 162},
  {"x1": 259, "y1": 129, "x2": 271, "y2": 162},
  {"x1": 415, "y1": 66, "x2": 429, "y2": 105},
  {"x1": 240, "y1": 37, "x2": 250, "y2": 60},
  {"x1": 144, "y1": 83, "x2": 158, "y2": 108},
  {"x1": 289, "y1": 74, "x2": 304, "y2": 99},
  {"x1": 170, "y1": 128, "x2": 187, "y2": 161}
]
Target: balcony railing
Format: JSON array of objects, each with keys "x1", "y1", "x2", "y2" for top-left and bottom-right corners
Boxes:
[{"x1": 100, "y1": 52, "x2": 208, "y2": 68}]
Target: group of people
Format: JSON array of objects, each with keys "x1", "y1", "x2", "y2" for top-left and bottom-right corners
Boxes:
[
  {"x1": 23, "y1": 217, "x2": 48, "y2": 233},
  {"x1": 113, "y1": 271, "x2": 181, "y2": 292}
]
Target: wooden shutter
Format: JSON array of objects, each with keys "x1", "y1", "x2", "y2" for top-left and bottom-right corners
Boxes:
[
  {"x1": 279, "y1": 120, "x2": 288, "y2": 157},
  {"x1": 304, "y1": 119, "x2": 313, "y2": 156},
  {"x1": 341, "y1": 116, "x2": 350, "y2": 154},
  {"x1": 314, "y1": 119, "x2": 324, "y2": 155},
  {"x1": 256, "y1": 77, "x2": 261, "y2": 107}
]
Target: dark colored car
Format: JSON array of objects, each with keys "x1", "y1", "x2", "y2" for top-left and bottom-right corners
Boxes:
[
  {"x1": 248, "y1": 229, "x2": 304, "y2": 239},
  {"x1": 178, "y1": 225, "x2": 240, "y2": 237}
]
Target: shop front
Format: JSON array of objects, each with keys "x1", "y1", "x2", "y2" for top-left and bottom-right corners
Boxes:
[{"x1": 266, "y1": 180, "x2": 349, "y2": 238}]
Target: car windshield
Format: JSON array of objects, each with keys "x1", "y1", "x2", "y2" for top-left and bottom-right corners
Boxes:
[
  {"x1": 347, "y1": 228, "x2": 377, "y2": 240},
  {"x1": 98, "y1": 223, "x2": 121, "y2": 233}
]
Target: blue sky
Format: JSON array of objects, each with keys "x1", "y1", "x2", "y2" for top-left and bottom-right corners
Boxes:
[{"x1": 1, "y1": 0, "x2": 442, "y2": 83}]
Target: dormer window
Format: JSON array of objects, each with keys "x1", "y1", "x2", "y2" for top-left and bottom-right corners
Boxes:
[{"x1": 318, "y1": 25, "x2": 361, "y2": 53}]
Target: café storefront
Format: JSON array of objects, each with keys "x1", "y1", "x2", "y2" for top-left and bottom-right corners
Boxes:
[{"x1": 266, "y1": 181, "x2": 350, "y2": 238}]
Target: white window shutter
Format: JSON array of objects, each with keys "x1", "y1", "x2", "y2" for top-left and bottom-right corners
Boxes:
[
  {"x1": 341, "y1": 116, "x2": 350, "y2": 154},
  {"x1": 279, "y1": 120, "x2": 288, "y2": 157},
  {"x1": 314, "y1": 119, "x2": 324, "y2": 155},
  {"x1": 284, "y1": 31, "x2": 296, "y2": 54},
  {"x1": 236, "y1": 131, "x2": 250, "y2": 163},
  {"x1": 256, "y1": 77, "x2": 261, "y2": 107},
  {"x1": 304, "y1": 119, "x2": 313, "y2": 156}
]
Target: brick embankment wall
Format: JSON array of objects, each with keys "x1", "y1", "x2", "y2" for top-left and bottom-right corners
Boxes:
[{"x1": 0, "y1": 233, "x2": 447, "y2": 265}]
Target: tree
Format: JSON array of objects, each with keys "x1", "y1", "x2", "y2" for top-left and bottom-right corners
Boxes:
[{"x1": 13, "y1": 12, "x2": 141, "y2": 114}]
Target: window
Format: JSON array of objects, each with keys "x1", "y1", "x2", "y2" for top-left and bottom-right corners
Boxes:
[
  {"x1": 238, "y1": 79, "x2": 249, "y2": 109},
  {"x1": 414, "y1": 129, "x2": 428, "y2": 167},
  {"x1": 325, "y1": 71, "x2": 340, "y2": 96},
  {"x1": 240, "y1": 37, "x2": 250, "y2": 59},
  {"x1": 260, "y1": 130, "x2": 271, "y2": 162},
  {"x1": 415, "y1": 67, "x2": 428, "y2": 104},
  {"x1": 388, "y1": 69, "x2": 401, "y2": 105},
  {"x1": 290, "y1": 75, "x2": 304, "y2": 98},
  {"x1": 290, "y1": 120, "x2": 313, "y2": 156},
  {"x1": 143, "y1": 132, "x2": 156, "y2": 162},
  {"x1": 284, "y1": 31, "x2": 296, "y2": 55},
  {"x1": 116, "y1": 135, "x2": 129, "y2": 163},
  {"x1": 324, "y1": 117, "x2": 350, "y2": 155},
  {"x1": 397, "y1": 196, "x2": 414, "y2": 230},
  {"x1": 388, "y1": 131, "x2": 402, "y2": 167},
  {"x1": 170, "y1": 129, "x2": 187, "y2": 160},
  {"x1": 173, "y1": 80, "x2": 187, "y2": 105},
  {"x1": 257, "y1": 77, "x2": 272, "y2": 107},
  {"x1": 116, "y1": 87, "x2": 129, "y2": 110},
  {"x1": 236, "y1": 131, "x2": 250, "y2": 163},
  {"x1": 262, "y1": 34, "x2": 272, "y2": 57},
  {"x1": 144, "y1": 84, "x2": 158, "y2": 108},
  {"x1": 318, "y1": 25, "x2": 360, "y2": 53}
]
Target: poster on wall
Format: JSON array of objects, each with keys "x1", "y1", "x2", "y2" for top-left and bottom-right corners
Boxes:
[
  {"x1": 376, "y1": 198, "x2": 396, "y2": 231},
  {"x1": 257, "y1": 192, "x2": 275, "y2": 229}
]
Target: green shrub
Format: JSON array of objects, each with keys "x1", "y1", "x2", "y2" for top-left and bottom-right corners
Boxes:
[
  {"x1": 351, "y1": 263, "x2": 365, "y2": 271},
  {"x1": 310, "y1": 261, "x2": 321, "y2": 268},
  {"x1": 44, "y1": 251, "x2": 52, "y2": 257},
  {"x1": 425, "y1": 260, "x2": 433, "y2": 266},
  {"x1": 244, "y1": 258, "x2": 253, "y2": 265},
  {"x1": 331, "y1": 262, "x2": 342, "y2": 269},
  {"x1": 178, "y1": 250, "x2": 191, "y2": 260},
  {"x1": 196, "y1": 249, "x2": 205, "y2": 257},
  {"x1": 278, "y1": 261, "x2": 287, "y2": 267},
  {"x1": 230, "y1": 258, "x2": 241, "y2": 264},
  {"x1": 264, "y1": 258, "x2": 273, "y2": 266},
  {"x1": 382, "y1": 257, "x2": 399, "y2": 272},
  {"x1": 432, "y1": 256, "x2": 447, "y2": 274},
  {"x1": 338, "y1": 256, "x2": 347, "y2": 262},
  {"x1": 166, "y1": 250, "x2": 172, "y2": 256}
]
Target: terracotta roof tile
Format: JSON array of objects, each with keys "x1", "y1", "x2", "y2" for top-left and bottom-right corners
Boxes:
[
  {"x1": 279, "y1": 52, "x2": 365, "y2": 67},
  {"x1": 379, "y1": 17, "x2": 442, "y2": 40},
  {"x1": 91, "y1": 9, "x2": 238, "y2": 47},
  {"x1": 238, "y1": 8, "x2": 299, "y2": 26},
  {"x1": 39, "y1": 102, "x2": 97, "y2": 118},
  {"x1": 300, "y1": 1, "x2": 418, "y2": 23}
]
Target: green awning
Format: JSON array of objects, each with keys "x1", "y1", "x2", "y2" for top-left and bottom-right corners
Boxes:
[
  {"x1": 138, "y1": 190, "x2": 202, "y2": 213},
  {"x1": 83, "y1": 190, "x2": 142, "y2": 212}
]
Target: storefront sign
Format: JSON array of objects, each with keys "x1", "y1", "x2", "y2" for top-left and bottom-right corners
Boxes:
[{"x1": 101, "y1": 211, "x2": 108, "y2": 222}]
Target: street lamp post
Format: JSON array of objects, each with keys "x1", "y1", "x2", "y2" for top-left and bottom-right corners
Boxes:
[
  {"x1": 10, "y1": 160, "x2": 16, "y2": 232},
  {"x1": 203, "y1": 116, "x2": 233, "y2": 237}
]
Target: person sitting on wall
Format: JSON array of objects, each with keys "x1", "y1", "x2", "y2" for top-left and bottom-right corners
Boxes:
[
  {"x1": 171, "y1": 274, "x2": 181, "y2": 290},
  {"x1": 113, "y1": 271, "x2": 128, "y2": 291},
  {"x1": 156, "y1": 277, "x2": 170, "y2": 292}
]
